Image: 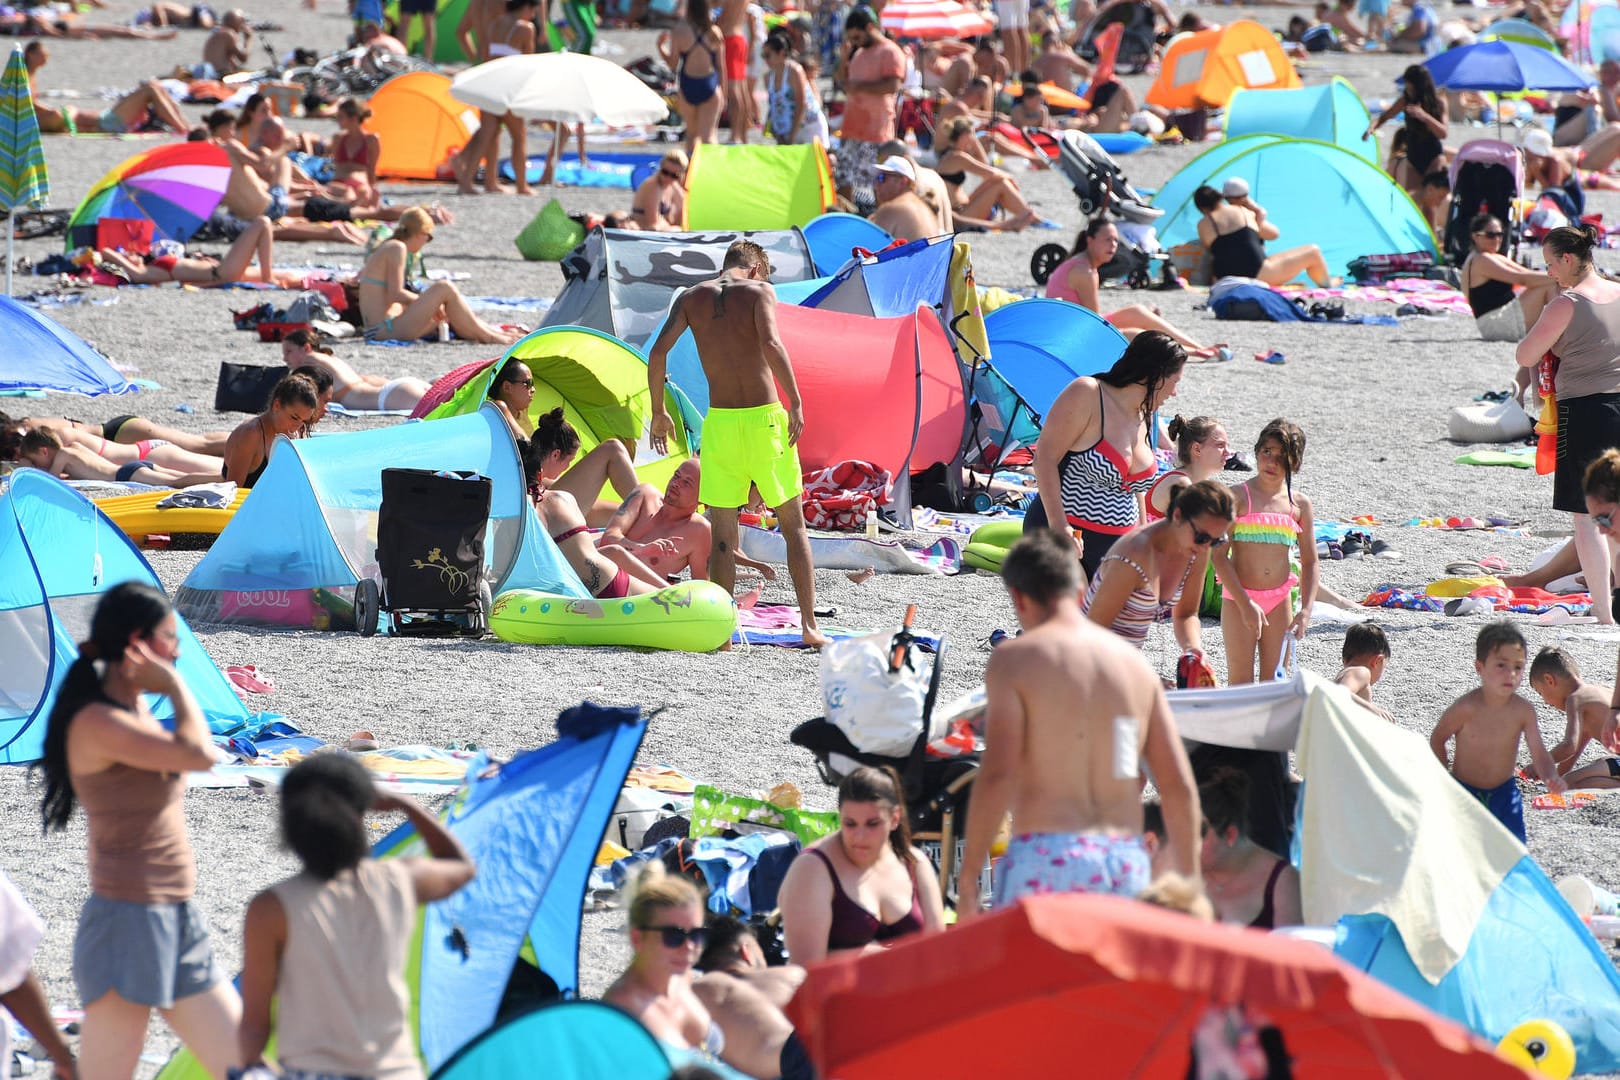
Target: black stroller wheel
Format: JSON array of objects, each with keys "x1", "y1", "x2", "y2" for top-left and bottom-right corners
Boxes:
[
  {"x1": 1030, "y1": 243, "x2": 1068, "y2": 286},
  {"x1": 355, "y1": 579, "x2": 380, "y2": 638}
]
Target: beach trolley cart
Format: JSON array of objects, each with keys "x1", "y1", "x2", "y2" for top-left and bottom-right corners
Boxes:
[{"x1": 356, "y1": 468, "x2": 493, "y2": 638}]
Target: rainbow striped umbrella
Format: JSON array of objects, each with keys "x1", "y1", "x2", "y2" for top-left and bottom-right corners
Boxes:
[
  {"x1": 65, "y1": 141, "x2": 229, "y2": 253},
  {"x1": 879, "y1": 0, "x2": 993, "y2": 40},
  {"x1": 0, "y1": 45, "x2": 48, "y2": 294}
]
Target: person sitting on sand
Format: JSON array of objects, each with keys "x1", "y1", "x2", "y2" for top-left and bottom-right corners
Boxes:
[
  {"x1": 13, "y1": 429, "x2": 220, "y2": 487},
  {"x1": 1523, "y1": 125, "x2": 1620, "y2": 197},
  {"x1": 287, "y1": 365, "x2": 335, "y2": 432},
  {"x1": 359, "y1": 209, "x2": 521, "y2": 346},
  {"x1": 1335, "y1": 621, "x2": 1393, "y2": 720},
  {"x1": 327, "y1": 98, "x2": 382, "y2": 211},
  {"x1": 1033, "y1": 32, "x2": 1092, "y2": 92},
  {"x1": 202, "y1": 9, "x2": 252, "y2": 76},
  {"x1": 604, "y1": 865, "x2": 728, "y2": 1068},
  {"x1": 280, "y1": 330, "x2": 430, "y2": 414},
  {"x1": 1047, "y1": 220, "x2": 1227, "y2": 358},
  {"x1": 867, "y1": 156, "x2": 943, "y2": 241},
  {"x1": 597, "y1": 458, "x2": 778, "y2": 582},
  {"x1": 1198, "y1": 768, "x2": 1302, "y2": 929},
  {"x1": 521, "y1": 421, "x2": 668, "y2": 599},
  {"x1": 8, "y1": 413, "x2": 229, "y2": 457},
  {"x1": 489, "y1": 378, "x2": 641, "y2": 522},
  {"x1": 876, "y1": 143, "x2": 953, "y2": 232},
  {"x1": 1529, "y1": 646, "x2": 1620, "y2": 787},
  {"x1": 932, "y1": 118, "x2": 1046, "y2": 232},
  {"x1": 1194, "y1": 181, "x2": 1337, "y2": 287},
  {"x1": 632, "y1": 151, "x2": 689, "y2": 231},
  {"x1": 221, "y1": 374, "x2": 317, "y2": 488},
  {"x1": 25, "y1": 41, "x2": 191, "y2": 135},
  {"x1": 778, "y1": 766, "x2": 946, "y2": 962},
  {"x1": 1462, "y1": 212, "x2": 1559, "y2": 345},
  {"x1": 692, "y1": 918, "x2": 813, "y2": 1080},
  {"x1": 97, "y1": 216, "x2": 278, "y2": 287}
]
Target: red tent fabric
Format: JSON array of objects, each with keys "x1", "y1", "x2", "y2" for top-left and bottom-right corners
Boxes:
[
  {"x1": 410, "y1": 357, "x2": 498, "y2": 419},
  {"x1": 785, "y1": 894, "x2": 1533, "y2": 1079},
  {"x1": 771, "y1": 303, "x2": 966, "y2": 480}
]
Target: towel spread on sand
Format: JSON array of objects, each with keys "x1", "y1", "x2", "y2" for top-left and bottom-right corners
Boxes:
[
  {"x1": 1285, "y1": 278, "x2": 1473, "y2": 316},
  {"x1": 739, "y1": 525, "x2": 961, "y2": 575},
  {"x1": 1296, "y1": 674, "x2": 1525, "y2": 982},
  {"x1": 156, "y1": 482, "x2": 236, "y2": 509}
]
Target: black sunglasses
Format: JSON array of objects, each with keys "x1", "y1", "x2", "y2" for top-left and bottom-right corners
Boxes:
[
  {"x1": 1596, "y1": 511, "x2": 1615, "y2": 530},
  {"x1": 1189, "y1": 525, "x2": 1226, "y2": 547},
  {"x1": 660, "y1": 167, "x2": 684, "y2": 180},
  {"x1": 642, "y1": 924, "x2": 708, "y2": 949},
  {"x1": 506, "y1": 376, "x2": 534, "y2": 388}
]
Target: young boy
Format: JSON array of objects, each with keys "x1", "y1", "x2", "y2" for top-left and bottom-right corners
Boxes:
[
  {"x1": 1529, "y1": 646, "x2": 1620, "y2": 789},
  {"x1": 1335, "y1": 622, "x2": 1392, "y2": 719},
  {"x1": 1431, "y1": 621, "x2": 1565, "y2": 844}
]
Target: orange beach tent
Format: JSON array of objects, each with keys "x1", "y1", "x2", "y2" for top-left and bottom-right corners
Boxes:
[
  {"x1": 1147, "y1": 20, "x2": 1300, "y2": 111},
  {"x1": 369, "y1": 72, "x2": 479, "y2": 181}
]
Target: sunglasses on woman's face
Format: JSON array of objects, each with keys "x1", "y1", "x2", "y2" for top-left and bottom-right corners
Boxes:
[
  {"x1": 1188, "y1": 523, "x2": 1225, "y2": 546},
  {"x1": 641, "y1": 925, "x2": 708, "y2": 949},
  {"x1": 1596, "y1": 511, "x2": 1616, "y2": 530},
  {"x1": 507, "y1": 376, "x2": 534, "y2": 388},
  {"x1": 661, "y1": 168, "x2": 684, "y2": 181}
]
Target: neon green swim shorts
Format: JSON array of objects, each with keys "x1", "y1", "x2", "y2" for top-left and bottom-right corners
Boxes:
[{"x1": 699, "y1": 402, "x2": 801, "y2": 509}]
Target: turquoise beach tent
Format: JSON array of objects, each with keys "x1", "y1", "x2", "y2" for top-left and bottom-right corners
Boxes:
[
  {"x1": 0, "y1": 470, "x2": 250, "y2": 764},
  {"x1": 431, "y1": 1002, "x2": 672, "y2": 1079},
  {"x1": 1151, "y1": 134, "x2": 1437, "y2": 282},
  {"x1": 1225, "y1": 78, "x2": 1376, "y2": 161},
  {"x1": 0, "y1": 295, "x2": 132, "y2": 396},
  {"x1": 175, "y1": 404, "x2": 584, "y2": 628}
]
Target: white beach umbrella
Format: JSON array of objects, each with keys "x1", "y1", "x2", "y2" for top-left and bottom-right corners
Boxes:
[{"x1": 449, "y1": 53, "x2": 668, "y2": 125}]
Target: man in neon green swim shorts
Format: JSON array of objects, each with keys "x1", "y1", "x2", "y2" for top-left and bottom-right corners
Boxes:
[{"x1": 647, "y1": 241, "x2": 826, "y2": 648}]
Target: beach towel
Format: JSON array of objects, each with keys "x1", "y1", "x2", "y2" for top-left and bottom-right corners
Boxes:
[
  {"x1": 739, "y1": 525, "x2": 960, "y2": 575},
  {"x1": 1454, "y1": 447, "x2": 1536, "y2": 468},
  {"x1": 733, "y1": 604, "x2": 944, "y2": 648},
  {"x1": 1296, "y1": 677, "x2": 1527, "y2": 981},
  {"x1": 1209, "y1": 282, "x2": 1398, "y2": 325}
]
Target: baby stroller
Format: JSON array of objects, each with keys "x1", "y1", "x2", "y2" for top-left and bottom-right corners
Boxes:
[
  {"x1": 1445, "y1": 138, "x2": 1524, "y2": 267},
  {"x1": 1079, "y1": 0, "x2": 1159, "y2": 73},
  {"x1": 790, "y1": 613, "x2": 981, "y2": 900},
  {"x1": 356, "y1": 468, "x2": 493, "y2": 638},
  {"x1": 1031, "y1": 130, "x2": 1169, "y2": 289}
]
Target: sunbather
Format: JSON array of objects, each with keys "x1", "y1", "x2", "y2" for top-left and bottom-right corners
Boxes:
[
  {"x1": 97, "y1": 216, "x2": 279, "y2": 286},
  {"x1": 1047, "y1": 219, "x2": 1226, "y2": 358},
  {"x1": 280, "y1": 330, "x2": 429, "y2": 414},
  {"x1": 19, "y1": 421, "x2": 222, "y2": 476},
  {"x1": 359, "y1": 209, "x2": 520, "y2": 345},
  {"x1": 7, "y1": 412, "x2": 229, "y2": 456},
  {"x1": 1530, "y1": 646, "x2": 1620, "y2": 786},
  {"x1": 933, "y1": 118, "x2": 1044, "y2": 232},
  {"x1": 1194, "y1": 182, "x2": 1336, "y2": 287},
  {"x1": 693, "y1": 918, "x2": 811, "y2": 1080},
  {"x1": 25, "y1": 42, "x2": 191, "y2": 134},
  {"x1": 492, "y1": 383, "x2": 638, "y2": 520},
  {"x1": 15, "y1": 429, "x2": 219, "y2": 487}
]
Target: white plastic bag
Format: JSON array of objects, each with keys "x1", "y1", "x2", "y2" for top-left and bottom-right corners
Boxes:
[{"x1": 820, "y1": 630, "x2": 930, "y2": 758}]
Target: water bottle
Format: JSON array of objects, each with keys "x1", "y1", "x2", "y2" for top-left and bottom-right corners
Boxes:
[
  {"x1": 865, "y1": 507, "x2": 879, "y2": 540},
  {"x1": 438, "y1": 321, "x2": 451, "y2": 343}
]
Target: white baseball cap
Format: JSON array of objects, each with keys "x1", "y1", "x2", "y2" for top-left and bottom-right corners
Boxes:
[
  {"x1": 1221, "y1": 176, "x2": 1250, "y2": 199},
  {"x1": 872, "y1": 156, "x2": 916, "y2": 183},
  {"x1": 1522, "y1": 127, "x2": 1554, "y2": 157}
]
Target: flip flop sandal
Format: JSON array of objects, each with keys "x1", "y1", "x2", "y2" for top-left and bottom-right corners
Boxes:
[
  {"x1": 1445, "y1": 561, "x2": 1488, "y2": 576},
  {"x1": 1478, "y1": 556, "x2": 1511, "y2": 571}
]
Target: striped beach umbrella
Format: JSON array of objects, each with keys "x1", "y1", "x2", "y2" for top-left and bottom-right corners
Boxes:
[
  {"x1": 880, "y1": 0, "x2": 994, "y2": 40},
  {"x1": 65, "y1": 140, "x2": 229, "y2": 252},
  {"x1": 0, "y1": 44, "x2": 48, "y2": 294}
]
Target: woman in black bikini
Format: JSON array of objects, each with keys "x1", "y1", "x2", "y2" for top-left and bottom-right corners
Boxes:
[
  {"x1": 1196, "y1": 768, "x2": 1301, "y2": 930},
  {"x1": 1365, "y1": 64, "x2": 1448, "y2": 196},
  {"x1": 632, "y1": 149, "x2": 688, "y2": 231},
  {"x1": 1462, "y1": 212, "x2": 1558, "y2": 347},
  {"x1": 221, "y1": 374, "x2": 317, "y2": 488},
  {"x1": 1194, "y1": 184, "x2": 1335, "y2": 287}
]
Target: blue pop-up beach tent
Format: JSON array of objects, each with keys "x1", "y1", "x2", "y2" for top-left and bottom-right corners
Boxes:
[
  {"x1": 1225, "y1": 78, "x2": 1376, "y2": 161},
  {"x1": 0, "y1": 295, "x2": 133, "y2": 396},
  {"x1": 982, "y1": 299, "x2": 1129, "y2": 423},
  {"x1": 0, "y1": 470, "x2": 250, "y2": 764},
  {"x1": 175, "y1": 404, "x2": 584, "y2": 628},
  {"x1": 1151, "y1": 135, "x2": 1437, "y2": 281}
]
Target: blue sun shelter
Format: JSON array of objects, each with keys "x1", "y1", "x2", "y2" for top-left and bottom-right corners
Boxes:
[
  {"x1": 1151, "y1": 135, "x2": 1438, "y2": 282},
  {"x1": 0, "y1": 470, "x2": 251, "y2": 764},
  {"x1": 982, "y1": 299, "x2": 1128, "y2": 424},
  {"x1": 175, "y1": 404, "x2": 584, "y2": 629},
  {"x1": 0, "y1": 295, "x2": 133, "y2": 396},
  {"x1": 1225, "y1": 78, "x2": 1376, "y2": 161},
  {"x1": 431, "y1": 1001, "x2": 673, "y2": 1079}
]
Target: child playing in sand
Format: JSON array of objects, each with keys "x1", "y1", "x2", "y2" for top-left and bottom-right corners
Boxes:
[
  {"x1": 1335, "y1": 622, "x2": 1391, "y2": 720},
  {"x1": 1211, "y1": 419, "x2": 1319, "y2": 684},
  {"x1": 1431, "y1": 622, "x2": 1565, "y2": 843},
  {"x1": 1529, "y1": 646, "x2": 1620, "y2": 788}
]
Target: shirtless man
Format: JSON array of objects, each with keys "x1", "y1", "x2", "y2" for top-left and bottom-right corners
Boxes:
[
  {"x1": 25, "y1": 42, "x2": 190, "y2": 135},
  {"x1": 958, "y1": 530, "x2": 1202, "y2": 917},
  {"x1": 647, "y1": 240, "x2": 826, "y2": 647},
  {"x1": 693, "y1": 919, "x2": 813, "y2": 1080},
  {"x1": 1033, "y1": 32, "x2": 1092, "y2": 91},
  {"x1": 598, "y1": 459, "x2": 777, "y2": 582},
  {"x1": 719, "y1": 0, "x2": 754, "y2": 143},
  {"x1": 202, "y1": 10, "x2": 252, "y2": 76},
  {"x1": 280, "y1": 330, "x2": 430, "y2": 413},
  {"x1": 868, "y1": 157, "x2": 942, "y2": 242}
]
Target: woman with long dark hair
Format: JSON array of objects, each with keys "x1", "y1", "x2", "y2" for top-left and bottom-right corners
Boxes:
[
  {"x1": 777, "y1": 766, "x2": 945, "y2": 965},
  {"x1": 1365, "y1": 64, "x2": 1448, "y2": 194},
  {"x1": 39, "y1": 582, "x2": 239, "y2": 1080},
  {"x1": 1025, "y1": 330, "x2": 1187, "y2": 580},
  {"x1": 664, "y1": 0, "x2": 725, "y2": 153}
]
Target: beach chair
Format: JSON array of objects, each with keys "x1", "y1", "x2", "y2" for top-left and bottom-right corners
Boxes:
[
  {"x1": 356, "y1": 467, "x2": 493, "y2": 638},
  {"x1": 790, "y1": 621, "x2": 980, "y2": 900},
  {"x1": 1445, "y1": 138, "x2": 1525, "y2": 267}
]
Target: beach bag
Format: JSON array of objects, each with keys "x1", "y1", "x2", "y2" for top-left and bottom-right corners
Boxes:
[
  {"x1": 514, "y1": 198, "x2": 587, "y2": 262},
  {"x1": 820, "y1": 626, "x2": 935, "y2": 756},
  {"x1": 801, "y1": 460, "x2": 893, "y2": 530},
  {"x1": 214, "y1": 362, "x2": 286, "y2": 413},
  {"x1": 1448, "y1": 399, "x2": 1534, "y2": 443},
  {"x1": 1346, "y1": 251, "x2": 1435, "y2": 284},
  {"x1": 1210, "y1": 283, "x2": 1309, "y2": 322},
  {"x1": 95, "y1": 217, "x2": 154, "y2": 255}
]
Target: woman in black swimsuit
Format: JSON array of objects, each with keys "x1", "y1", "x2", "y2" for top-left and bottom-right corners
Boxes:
[
  {"x1": 1196, "y1": 768, "x2": 1301, "y2": 930},
  {"x1": 1194, "y1": 185, "x2": 1334, "y2": 287},
  {"x1": 1365, "y1": 64, "x2": 1448, "y2": 196},
  {"x1": 1462, "y1": 212, "x2": 1558, "y2": 349},
  {"x1": 221, "y1": 374, "x2": 317, "y2": 488}
]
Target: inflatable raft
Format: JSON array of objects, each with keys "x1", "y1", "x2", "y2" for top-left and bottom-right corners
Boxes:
[{"x1": 490, "y1": 579, "x2": 736, "y2": 652}]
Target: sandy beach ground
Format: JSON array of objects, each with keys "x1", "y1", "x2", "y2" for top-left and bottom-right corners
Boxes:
[{"x1": 5, "y1": 2, "x2": 1620, "y2": 1073}]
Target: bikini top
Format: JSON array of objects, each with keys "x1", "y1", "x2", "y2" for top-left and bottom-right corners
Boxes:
[
  {"x1": 1057, "y1": 387, "x2": 1156, "y2": 532},
  {"x1": 1229, "y1": 511, "x2": 1299, "y2": 546},
  {"x1": 1247, "y1": 858, "x2": 1289, "y2": 930},
  {"x1": 1080, "y1": 552, "x2": 1191, "y2": 646},
  {"x1": 332, "y1": 131, "x2": 368, "y2": 167},
  {"x1": 806, "y1": 847, "x2": 924, "y2": 952}
]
